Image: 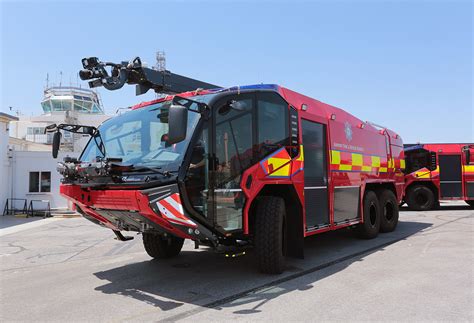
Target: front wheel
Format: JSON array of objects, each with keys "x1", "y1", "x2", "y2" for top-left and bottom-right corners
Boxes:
[
  {"x1": 255, "y1": 196, "x2": 285, "y2": 274},
  {"x1": 357, "y1": 190, "x2": 381, "y2": 239},
  {"x1": 143, "y1": 233, "x2": 184, "y2": 259},
  {"x1": 406, "y1": 185, "x2": 435, "y2": 211}
]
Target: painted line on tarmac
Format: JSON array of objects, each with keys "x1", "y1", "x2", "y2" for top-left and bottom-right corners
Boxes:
[
  {"x1": 163, "y1": 214, "x2": 473, "y2": 322},
  {"x1": 0, "y1": 218, "x2": 63, "y2": 237}
]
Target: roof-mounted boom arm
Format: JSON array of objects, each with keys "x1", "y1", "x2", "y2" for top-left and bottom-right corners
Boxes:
[{"x1": 79, "y1": 56, "x2": 219, "y2": 95}]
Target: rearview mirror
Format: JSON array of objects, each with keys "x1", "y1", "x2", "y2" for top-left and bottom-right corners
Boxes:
[
  {"x1": 52, "y1": 131, "x2": 61, "y2": 159},
  {"x1": 81, "y1": 126, "x2": 95, "y2": 135},
  {"x1": 167, "y1": 104, "x2": 188, "y2": 144},
  {"x1": 218, "y1": 100, "x2": 247, "y2": 115}
]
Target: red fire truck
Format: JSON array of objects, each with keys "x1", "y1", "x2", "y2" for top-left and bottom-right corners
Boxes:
[
  {"x1": 403, "y1": 143, "x2": 474, "y2": 210},
  {"x1": 47, "y1": 57, "x2": 405, "y2": 273}
]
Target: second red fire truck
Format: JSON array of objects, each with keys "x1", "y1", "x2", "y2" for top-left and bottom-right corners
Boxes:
[
  {"x1": 47, "y1": 56, "x2": 405, "y2": 273},
  {"x1": 403, "y1": 143, "x2": 474, "y2": 210}
]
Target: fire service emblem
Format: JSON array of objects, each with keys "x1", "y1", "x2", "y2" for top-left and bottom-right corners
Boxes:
[{"x1": 344, "y1": 121, "x2": 353, "y2": 142}]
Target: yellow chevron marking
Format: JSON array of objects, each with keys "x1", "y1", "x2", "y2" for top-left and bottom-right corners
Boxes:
[
  {"x1": 297, "y1": 145, "x2": 304, "y2": 161},
  {"x1": 270, "y1": 163, "x2": 291, "y2": 176},
  {"x1": 415, "y1": 171, "x2": 431, "y2": 178}
]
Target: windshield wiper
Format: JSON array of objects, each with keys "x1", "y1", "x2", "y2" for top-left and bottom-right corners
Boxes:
[{"x1": 126, "y1": 165, "x2": 178, "y2": 178}]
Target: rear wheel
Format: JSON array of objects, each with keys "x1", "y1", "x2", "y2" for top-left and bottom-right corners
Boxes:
[
  {"x1": 378, "y1": 189, "x2": 399, "y2": 233},
  {"x1": 406, "y1": 185, "x2": 435, "y2": 211},
  {"x1": 357, "y1": 190, "x2": 381, "y2": 239},
  {"x1": 143, "y1": 233, "x2": 184, "y2": 259},
  {"x1": 466, "y1": 200, "x2": 474, "y2": 208},
  {"x1": 255, "y1": 196, "x2": 285, "y2": 274}
]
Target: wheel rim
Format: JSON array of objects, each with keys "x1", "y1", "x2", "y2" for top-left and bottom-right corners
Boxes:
[
  {"x1": 384, "y1": 201, "x2": 394, "y2": 222},
  {"x1": 415, "y1": 192, "x2": 428, "y2": 206},
  {"x1": 369, "y1": 203, "x2": 377, "y2": 226}
]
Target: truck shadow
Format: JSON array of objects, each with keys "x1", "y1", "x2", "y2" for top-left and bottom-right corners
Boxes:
[
  {"x1": 401, "y1": 205, "x2": 473, "y2": 211},
  {"x1": 93, "y1": 221, "x2": 431, "y2": 315}
]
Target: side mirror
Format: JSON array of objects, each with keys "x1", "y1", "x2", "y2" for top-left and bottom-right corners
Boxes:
[
  {"x1": 44, "y1": 123, "x2": 57, "y2": 134},
  {"x1": 167, "y1": 104, "x2": 188, "y2": 144},
  {"x1": 428, "y1": 151, "x2": 437, "y2": 171},
  {"x1": 52, "y1": 131, "x2": 61, "y2": 159}
]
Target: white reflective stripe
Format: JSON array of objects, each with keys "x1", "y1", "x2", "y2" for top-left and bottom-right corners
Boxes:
[
  {"x1": 214, "y1": 189, "x2": 242, "y2": 193},
  {"x1": 156, "y1": 200, "x2": 196, "y2": 226},
  {"x1": 164, "y1": 194, "x2": 184, "y2": 215},
  {"x1": 334, "y1": 185, "x2": 360, "y2": 189},
  {"x1": 305, "y1": 186, "x2": 326, "y2": 189},
  {"x1": 155, "y1": 202, "x2": 172, "y2": 218}
]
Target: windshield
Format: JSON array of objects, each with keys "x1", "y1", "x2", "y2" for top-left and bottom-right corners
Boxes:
[{"x1": 80, "y1": 95, "x2": 212, "y2": 171}]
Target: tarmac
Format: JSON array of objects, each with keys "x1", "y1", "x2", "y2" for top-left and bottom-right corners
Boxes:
[{"x1": 0, "y1": 201, "x2": 472, "y2": 322}]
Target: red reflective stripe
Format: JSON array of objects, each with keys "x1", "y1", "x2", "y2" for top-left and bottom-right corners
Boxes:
[{"x1": 170, "y1": 193, "x2": 182, "y2": 205}]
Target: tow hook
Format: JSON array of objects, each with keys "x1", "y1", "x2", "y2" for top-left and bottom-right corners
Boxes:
[{"x1": 113, "y1": 230, "x2": 134, "y2": 241}]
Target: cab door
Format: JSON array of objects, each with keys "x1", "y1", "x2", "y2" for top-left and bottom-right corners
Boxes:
[{"x1": 301, "y1": 119, "x2": 329, "y2": 230}]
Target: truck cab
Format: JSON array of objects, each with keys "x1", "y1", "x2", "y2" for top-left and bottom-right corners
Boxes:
[{"x1": 403, "y1": 143, "x2": 474, "y2": 210}]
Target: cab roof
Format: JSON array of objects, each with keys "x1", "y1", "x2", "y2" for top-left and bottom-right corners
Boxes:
[
  {"x1": 130, "y1": 83, "x2": 402, "y2": 142},
  {"x1": 131, "y1": 84, "x2": 280, "y2": 110}
]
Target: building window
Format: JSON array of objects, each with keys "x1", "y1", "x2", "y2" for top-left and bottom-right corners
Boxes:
[
  {"x1": 27, "y1": 127, "x2": 46, "y2": 135},
  {"x1": 29, "y1": 172, "x2": 51, "y2": 193}
]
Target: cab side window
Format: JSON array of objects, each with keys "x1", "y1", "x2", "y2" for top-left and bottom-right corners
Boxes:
[
  {"x1": 256, "y1": 92, "x2": 290, "y2": 160},
  {"x1": 215, "y1": 97, "x2": 253, "y2": 189}
]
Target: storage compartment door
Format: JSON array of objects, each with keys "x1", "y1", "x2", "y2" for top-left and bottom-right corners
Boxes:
[{"x1": 439, "y1": 155, "x2": 462, "y2": 198}]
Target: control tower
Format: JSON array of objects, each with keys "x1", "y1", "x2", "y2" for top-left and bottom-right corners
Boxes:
[
  {"x1": 41, "y1": 86, "x2": 104, "y2": 115},
  {"x1": 10, "y1": 86, "x2": 110, "y2": 152}
]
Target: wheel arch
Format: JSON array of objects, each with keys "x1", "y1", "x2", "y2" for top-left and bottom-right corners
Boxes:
[{"x1": 365, "y1": 182, "x2": 397, "y2": 197}]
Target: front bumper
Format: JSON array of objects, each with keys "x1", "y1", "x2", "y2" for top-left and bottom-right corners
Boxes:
[{"x1": 60, "y1": 183, "x2": 216, "y2": 243}]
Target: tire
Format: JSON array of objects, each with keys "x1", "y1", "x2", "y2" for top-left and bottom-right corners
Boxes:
[
  {"x1": 378, "y1": 189, "x2": 399, "y2": 233},
  {"x1": 142, "y1": 232, "x2": 184, "y2": 259},
  {"x1": 406, "y1": 185, "x2": 435, "y2": 211},
  {"x1": 466, "y1": 200, "x2": 474, "y2": 208},
  {"x1": 255, "y1": 196, "x2": 285, "y2": 274},
  {"x1": 357, "y1": 190, "x2": 381, "y2": 239}
]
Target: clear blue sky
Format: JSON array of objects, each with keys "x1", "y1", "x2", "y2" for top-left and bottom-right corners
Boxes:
[{"x1": 1, "y1": 0, "x2": 472, "y2": 143}]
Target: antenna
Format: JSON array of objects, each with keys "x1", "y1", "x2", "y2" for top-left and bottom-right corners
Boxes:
[
  {"x1": 46, "y1": 73, "x2": 49, "y2": 89},
  {"x1": 155, "y1": 51, "x2": 166, "y2": 71}
]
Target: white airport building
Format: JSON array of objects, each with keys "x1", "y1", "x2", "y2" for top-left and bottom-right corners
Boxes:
[{"x1": 1, "y1": 86, "x2": 111, "y2": 214}]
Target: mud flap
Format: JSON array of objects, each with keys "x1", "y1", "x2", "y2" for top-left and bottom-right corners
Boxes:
[{"x1": 284, "y1": 211, "x2": 304, "y2": 259}]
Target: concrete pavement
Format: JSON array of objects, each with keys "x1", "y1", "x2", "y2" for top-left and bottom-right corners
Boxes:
[{"x1": 0, "y1": 201, "x2": 472, "y2": 321}]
